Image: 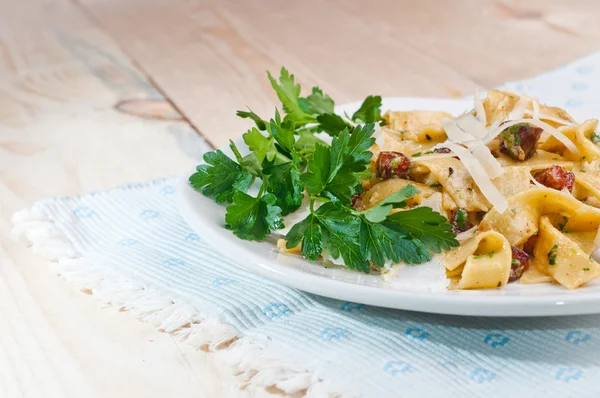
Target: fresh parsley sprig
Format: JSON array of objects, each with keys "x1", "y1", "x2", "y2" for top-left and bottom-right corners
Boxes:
[
  {"x1": 286, "y1": 131, "x2": 457, "y2": 271},
  {"x1": 262, "y1": 67, "x2": 384, "y2": 136},
  {"x1": 189, "y1": 66, "x2": 458, "y2": 271}
]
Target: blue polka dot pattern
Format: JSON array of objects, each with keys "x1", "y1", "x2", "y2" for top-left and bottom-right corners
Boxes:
[
  {"x1": 383, "y1": 360, "x2": 412, "y2": 376},
  {"x1": 73, "y1": 206, "x2": 94, "y2": 218},
  {"x1": 320, "y1": 327, "x2": 349, "y2": 340},
  {"x1": 212, "y1": 277, "x2": 237, "y2": 287},
  {"x1": 162, "y1": 258, "x2": 184, "y2": 267},
  {"x1": 185, "y1": 233, "x2": 200, "y2": 242},
  {"x1": 140, "y1": 209, "x2": 159, "y2": 220},
  {"x1": 484, "y1": 333, "x2": 510, "y2": 348},
  {"x1": 555, "y1": 367, "x2": 582, "y2": 382},
  {"x1": 339, "y1": 302, "x2": 364, "y2": 312},
  {"x1": 405, "y1": 327, "x2": 429, "y2": 340},
  {"x1": 262, "y1": 303, "x2": 290, "y2": 319},
  {"x1": 469, "y1": 368, "x2": 496, "y2": 383},
  {"x1": 565, "y1": 330, "x2": 591, "y2": 345}
]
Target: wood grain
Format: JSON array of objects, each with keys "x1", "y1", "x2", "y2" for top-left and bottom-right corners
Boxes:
[
  {"x1": 78, "y1": 0, "x2": 600, "y2": 147},
  {"x1": 1, "y1": 0, "x2": 600, "y2": 396},
  {"x1": 0, "y1": 0, "x2": 257, "y2": 397}
]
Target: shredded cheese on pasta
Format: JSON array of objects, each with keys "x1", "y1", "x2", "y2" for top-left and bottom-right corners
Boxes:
[
  {"x1": 485, "y1": 118, "x2": 580, "y2": 155},
  {"x1": 440, "y1": 142, "x2": 509, "y2": 213}
]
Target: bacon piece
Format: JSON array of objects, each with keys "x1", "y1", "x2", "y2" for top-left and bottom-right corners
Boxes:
[
  {"x1": 509, "y1": 246, "x2": 531, "y2": 282},
  {"x1": 499, "y1": 123, "x2": 543, "y2": 161},
  {"x1": 450, "y1": 208, "x2": 472, "y2": 234},
  {"x1": 376, "y1": 151, "x2": 411, "y2": 180},
  {"x1": 533, "y1": 165, "x2": 575, "y2": 192},
  {"x1": 523, "y1": 234, "x2": 538, "y2": 257}
]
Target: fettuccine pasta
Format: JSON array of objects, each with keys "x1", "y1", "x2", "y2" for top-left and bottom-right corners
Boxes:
[{"x1": 359, "y1": 89, "x2": 600, "y2": 290}]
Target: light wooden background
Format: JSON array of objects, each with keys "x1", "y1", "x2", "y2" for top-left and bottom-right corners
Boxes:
[{"x1": 1, "y1": 0, "x2": 599, "y2": 397}]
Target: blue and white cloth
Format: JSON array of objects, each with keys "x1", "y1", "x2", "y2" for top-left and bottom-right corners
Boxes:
[{"x1": 15, "y1": 53, "x2": 600, "y2": 397}]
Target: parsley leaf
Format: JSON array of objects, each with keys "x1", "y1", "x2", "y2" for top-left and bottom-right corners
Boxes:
[
  {"x1": 316, "y1": 113, "x2": 351, "y2": 136},
  {"x1": 306, "y1": 87, "x2": 334, "y2": 114},
  {"x1": 236, "y1": 108, "x2": 267, "y2": 131},
  {"x1": 286, "y1": 203, "x2": 368, "y2": 271},
  {"x1": 548, "y1": 244, "x2": 559, "y2": 265},
  {"x1": 285, "y1": 183, "x2": 456, "y2": 271},
  {"x1": 267, "y1": 68, "x2": 315, "y2": 126},
  {"x1": 352, "y1": 95, "x2": 383, "y2": 123},
  {"x1": 295, "y1": 130, "x2": 327, "y2": 156},
  {"x1": 301, "y1": 144, "x2": 331, "y2": 195},
  {"x1": 242, "y1": 128, "x2": 278, "y2": 164},
  {"x1": 285, "y1": 213, "x2": 322, "y2": 260},
  {"x1": 360, "y1": 219, "x2": 430, "y2": 266},
  {"x1": 189, "y1": 150, "x2": 253, "y2": 204},
  {"x1": 269, "y1": 115, "x2": 296, "y2": 155},
  {"x1": 262, "y1": 162, "x2": 303, "y2": 215},
  {"x1": 343, "y1": 123, "x2": 376, "y2": 171},
  {"x1": 301, "y1": 125, "x2": 375, "y2": 204},
  {"x1": 323, "y1": 169, "x2": 359, "y2": 205},
  {"x1": 455, "y1": 209, "x2": 468, "y2": 230},
  {"x1": 359, "y1": 185, "x2": 418, "y2": 223},
  {"x1": 316, "y1": 203, "x2": 368, "y2": 271},
  {"x1": 386, "y1": 207, "x2": 459, "y2": 253},
  {"x1": 225, "y1": 191, "x2": 283, "y2": 240}
]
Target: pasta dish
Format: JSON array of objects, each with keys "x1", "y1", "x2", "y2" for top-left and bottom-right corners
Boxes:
[
  {"x1": 190, "y1": 68, "x2": 600, "y2": 291},
  {"x1": 355, "y1": 90, "x2": 600, "y2": 290}
]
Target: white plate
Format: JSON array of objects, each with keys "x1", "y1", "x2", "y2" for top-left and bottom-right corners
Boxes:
[{"x1": 177, "y1": 97, "x2": 600, "y2": 317}]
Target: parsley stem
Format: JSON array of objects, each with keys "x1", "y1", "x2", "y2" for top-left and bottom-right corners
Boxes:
[
  {"x1": 275, "y1": 152, "x2": 292, "y2": 163},
  {"x1": 257, "y1": 181, "x2": 266, "y2": 198}
]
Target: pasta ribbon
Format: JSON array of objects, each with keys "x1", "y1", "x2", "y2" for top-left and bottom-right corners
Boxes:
[
  {"x1": 540, "y1": 120, "x2": 600, "y2": 161},
  {"x1": 481, "y1": 188, "x2": 600, "y2": 246},
  {"x1": 383, "y1": 111, "x2": 450, "y2": 142},
  {"x1": 359, "y1": 179, "x2": 437, "y2": 210},
  {"x1": 533, "y1": 217, "x2": 600, "y2": 289},
  {"x1": 444, "y1": 231, "x2": 512, "y2": 289}
]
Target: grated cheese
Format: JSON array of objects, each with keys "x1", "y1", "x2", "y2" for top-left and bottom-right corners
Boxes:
[
  {"x1": 456, "y1": 226, "x2": 478, "y2": 241},
  {"x1": 432, "y1": 90, "x2": 579, "y2": 215},
  {"x1": 592, "y1": 248, "x2": 600, "y2": 263},
  {"x1": 468, "y1": 142, "x2": 504, "y2": 179},
  {"x1": 442, "y1": 117, "x2": 473, "y2": 142},
  {"x1": 474, "y1": 89, "x2": 486, "y2": 125},
  {"x1": 532, "y1": 99, "x2": 540, "y2": 120},
  {"x1": 523, "y1": 109, "x2": 575, "y2": 126},
  {"x1": 485, "y1": 118, "x2": 580, "y2": 155},
  {"x1": 593, "y1": 221, "x2": 600, "y2": 261},
  {"x1": 455, "y1": 113, "x2": 488, "y2": 140},
  {"x1": 440, "y1": 142, "x2": 509, "y2": 213},
  {"x1": 509, "y1": 97, "x2": 528, "y2": 120}
]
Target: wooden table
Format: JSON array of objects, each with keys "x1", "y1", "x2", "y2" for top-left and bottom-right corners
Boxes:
[{"x1": 1, "y1": 0, "x2": 599, "y2": 396}]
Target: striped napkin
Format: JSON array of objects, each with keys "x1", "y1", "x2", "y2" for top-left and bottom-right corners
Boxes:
[{"x1": 12, "y1": 52, "x2": 600, "y2": 397}]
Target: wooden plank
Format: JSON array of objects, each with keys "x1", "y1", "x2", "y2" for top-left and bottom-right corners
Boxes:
[
  {"x1": 0, "y1": 1, "x2": 262, "y2": 397},
  {"x1": 78, "y1": 0, "x2": 600, "y2": 147}
]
